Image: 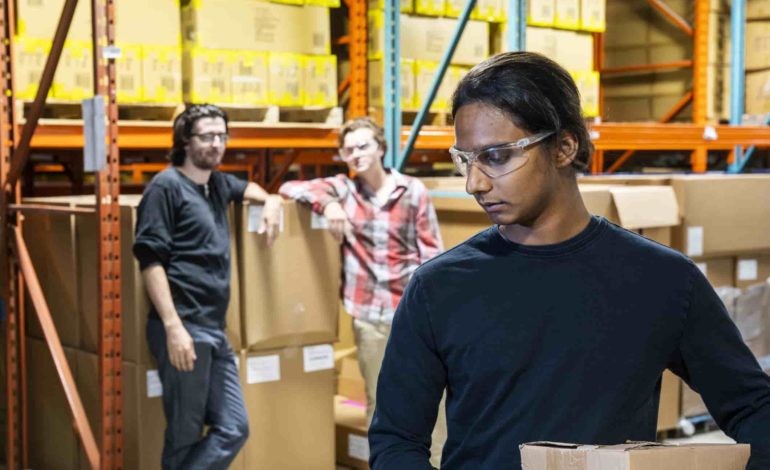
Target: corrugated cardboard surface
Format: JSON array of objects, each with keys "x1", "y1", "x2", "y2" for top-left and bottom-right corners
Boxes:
[
  {"x1": 735, "y1": 254, "x2": 770, "y2": 289},
  {"x1": 335, "y1": 395, "x2": 370, "y2": 470},
  {"x1": 692, "y1": 256, "x2": 736, "y2": 288},
  {"x1": 657, "y1": 370, "x2": 681, "y2": 432},
  {"x1": 681, "y1": 381, "x2": 708, "y2": 418},
  {"x1": 338, "y1": 356, "x2": 366, "y2": 403},
  {"x1": 26, "y1": 338, "x2": 80, "y2": 470},
  {"x1": 237, "y1": 201, "x2": 339, "y2": 351},
  {"x1": 520, "y1": 442, "x2": 750, "y2": 470},
  {"x1": 241, "y1": 346, "x2": 336, "y2": 469}
]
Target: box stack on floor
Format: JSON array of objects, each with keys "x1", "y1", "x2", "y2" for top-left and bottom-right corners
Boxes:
[
  {"x1": 743, "y1": 0, "x2": 770, "y2": 116},
  {"x1": 23, "y1": 196, "x2": 341, "y2": 469},
  {"x1": 181, "y1": 0, "x2": 338, "y2": 108},
  {"x1": 422, "y1": 174, "x2": 770, "y2": 432},
  {"x1": 14, "y1": 0, "x2": 182, "y2": 104}
]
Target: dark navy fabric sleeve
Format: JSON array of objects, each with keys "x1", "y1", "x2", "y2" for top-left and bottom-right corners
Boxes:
[
  {"x1": 369, "y1": 275, "x2": 445, "y2": 470},
  {"x1": 222, "y1": 172, "x2": 248, "y2": 203},
  {"x1": 133, "y1": 183, "x2": 177, "y2": 271},
  {"x1": 668, "y1": 264, "x2": 770, "y2": 470}
]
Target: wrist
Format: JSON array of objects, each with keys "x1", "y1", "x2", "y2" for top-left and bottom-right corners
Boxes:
[{"x1": 163, "y1": 317, "x2": 183, "y2": 331}]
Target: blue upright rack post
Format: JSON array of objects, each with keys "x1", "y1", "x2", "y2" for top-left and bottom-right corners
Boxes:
[
  {"x1": 383, "y1": 0, "x2": 402, "y2": 168},
  {"x1": 728, "y1": 0, "x2": 748, "y2": 173}
]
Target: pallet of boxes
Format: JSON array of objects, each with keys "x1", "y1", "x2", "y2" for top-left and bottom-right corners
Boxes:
[
  {"x1": 579, "y1": 174, "x2": 770, "y2": 426},
  {"x1": 14, "y1": 0, "x2": 182, "y2": 116},
  {"x1": 23, "y1": 195, "x2": 341, "y2": 469},
  {"x1": 181, "y1": 0, "x2": 339, "y2": 123}
]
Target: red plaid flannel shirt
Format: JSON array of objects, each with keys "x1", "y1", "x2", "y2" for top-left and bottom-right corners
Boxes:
[{"x1": 279, "y1": 170, "x2": 443, "y2": 325}]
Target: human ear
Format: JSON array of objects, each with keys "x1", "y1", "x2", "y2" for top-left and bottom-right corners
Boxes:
[{"x1": 554, "y1": 131, "x2": 578, "y2": 169}]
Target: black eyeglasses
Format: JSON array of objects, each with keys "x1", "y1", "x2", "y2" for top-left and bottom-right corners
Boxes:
[{"x1": 192, "y1": 133, "x2": 229, "y2": 144}]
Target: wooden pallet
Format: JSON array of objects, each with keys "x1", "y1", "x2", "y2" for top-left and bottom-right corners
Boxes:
[{"x1": 16, "y1": 99, "x2": 344, "y2": 125}]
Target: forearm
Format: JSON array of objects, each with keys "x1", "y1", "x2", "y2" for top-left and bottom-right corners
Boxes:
[
  {"x1": 279, "y1": 179, "x2": 341, "y2": 213},
  {"x1": 141, "y1": 263, "x2": 182, "y2": 328},
  {"x1": 243, "y1": 181, "x2": 281, "y2": 204}
]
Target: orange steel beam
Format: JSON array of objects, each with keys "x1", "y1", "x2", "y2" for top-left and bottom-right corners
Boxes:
[
  {"x1": 92, "y1": 0, "x2": 124, "y2": 467},
  {"x1": 600, "y1": 60, "x2": 692, "y2": 75},
  {"x1": 645, "y1": 0, "x2": 693, "y2": 36},
  {"x1": 13, "y1": 226, "x2": 101, "y2": 469},
  {"x1": 266, "y1": 153, "x2": 298, "y2": 193},
  {"x1": 691, "y1": 0, "x2": 709, "y2": 172},
  {"x1": 604, "y1": 91, "x2": 694, "y2": 173},
  {"x1": 591, "y1": 123, "x2": 770, "y2": 150},
  {"x1": 338, "y1": 74, "x2": 352, "y2": 96},
  {"x1": 8, "y1": 203, "x2": 96, "y2": 215},
  {"x1": 335, "y1": 35, "x2": 351, "y2": 45},
  {"x1": 593, "y1": 32, "x2": 604, "y2": 118},
  {"x1": 347, "y1": 0, "x2": 367, "y2": 118},
  {"x1": 6, "y1": 0, "x2": 78, "y2": 190}
]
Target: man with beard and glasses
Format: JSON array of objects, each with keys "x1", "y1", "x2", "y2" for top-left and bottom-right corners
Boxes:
[
  {"x1": 369, "y1": 52, "x2": 770, "y2": 470},
  {"x1": 133, "y1": 104, "x2": 282, "y2": 470},
  {"x1": 279, "y1": 116, "x2": 446, "y2": 466}
]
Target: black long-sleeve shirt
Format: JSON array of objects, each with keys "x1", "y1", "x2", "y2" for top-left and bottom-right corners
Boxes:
[
  {"x1": 133, "y1": 167, "x2": 247, "y2": 329},
  {"x1": 369, "y1": 216, "x2": 770, "y2": 469}
]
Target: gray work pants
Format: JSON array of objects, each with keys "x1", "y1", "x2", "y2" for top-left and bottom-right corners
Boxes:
[{"x1": 147, "y1": 318, "x2": 249, "y2": 470}]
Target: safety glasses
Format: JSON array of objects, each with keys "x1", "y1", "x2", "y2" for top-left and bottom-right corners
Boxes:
[{"x1": 448, "y1": 131, "x2": 554, "y2": 178}]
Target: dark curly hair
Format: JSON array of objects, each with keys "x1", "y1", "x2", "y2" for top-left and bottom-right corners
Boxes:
[
  {"x1": 169, "y1": 104, "x2": 229, "y2": 166},
  {"x1": 452, "y1": 52, "x2": 593, "y2": 172}
]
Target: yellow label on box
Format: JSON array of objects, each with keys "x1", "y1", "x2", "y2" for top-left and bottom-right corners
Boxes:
[
  {"x1": 528, "y1": 0, "x2": 556, "y2": 26},
  {"x1": 268, "y1": 52, "x2": 305, "y2": 106},
  {"x1": 303, "y1": 54, "x2": 338, "y2": 107},
  {"x1": 476, "y1": 0, "x2": 506, "y2": 22},
  {"x1": 415, "y1": 0, "x2": 445, "y2": 16},
  {"x1": 232, "y1": 50, "x2": 269, "y2": 106},
  {"x1": 142, "y1": 45, "x2": 182, "y2": 104},
  {"x1": 580, "y1": 0, "x2": 605, "y2": 32},
  {"x1": 115, "y1": 43, "x2": 143, "y2": 103},
  {"x1": 571, "y1": 70, "x2": 599, "y2": 117},
  {"x1": 555, "y1": 0, "x2": 580, "y2": 29},
  {"x1": 306, "y1": 0, "x2": 340, "y2": 7},
  {"x1": 13, "y1": 36, "x2": 52, "y2": 100},
  {"x1": 184, "y1": 47, "x2": 233, "y2": 104},
  {"x1": 53, "y1": 40, "x2": 93, "y2": 101},
  {"x1": 415, "y1": 61, "x2": 466, "y2": 112}
]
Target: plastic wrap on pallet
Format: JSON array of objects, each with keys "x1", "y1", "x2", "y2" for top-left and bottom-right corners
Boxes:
[{"x1": 734, "y1": 282, "x2": 770, "y2": 359}]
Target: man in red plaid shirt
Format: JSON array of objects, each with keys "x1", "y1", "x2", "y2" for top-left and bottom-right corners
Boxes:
[{"x1": 279, "y1": 117, "x2": 444, "y2": 457}]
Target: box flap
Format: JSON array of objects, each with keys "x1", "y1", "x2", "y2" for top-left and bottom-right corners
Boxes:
[
  {"x1": 520, "y1": 441, "x2": 598, "y2": 450},
  {"x1": 609, "y1": 186, "x2": 680, "y2": 229}
]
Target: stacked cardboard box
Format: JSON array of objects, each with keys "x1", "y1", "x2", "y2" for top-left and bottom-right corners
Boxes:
[
  {"x1": 181, "y1": 0, "x2": 337, "y2": 108},
  {"x1": 14, "y1": 0, "x2": 182, "y2": 104},
  {"x1": 23, "y1": 196, "x2": 340, "y2": 469}
]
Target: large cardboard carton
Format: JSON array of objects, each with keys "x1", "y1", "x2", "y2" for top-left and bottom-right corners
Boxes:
[
  {"x1": 524, "y1": 27, "x2": 594, "y2": 72},
  {"x1": 657, "y1": 369, "x2": 681, "y2": 431},
  {"x1": 580, "y1": 0, "x2": 606, "y2": 32},
  {"x1": 528, "y1": 0, "x2": 556, "y2": 26},
  {"x1": 304, "y1": 54, "x2": 338, "y2": 108},
  {"x1": 115, "y1": 0, "x2": 180, "y2": 46},
  {"x1": 116, "y1": 44, "x2": 143, "y2": 103},
  {"x1": 692, "y1": 256, "x2": 736, "y2": 288},
  {"x1": 368, "y1": 12, "x2": 489, "y2": 65},
  {"x1": 414, "y1": 61, "x2": 462, "y2": 113},
  {"x1": 669, "y1": 175, "x2": 770, "y2": 257},
  {"x1": 183, "y1": 47, "x2": 233, "y2": 104},
  {"x1": 268, "y1": 52, "x2": 305, "y2": 107},
  {"x1": 572, "y1": 70, "x2": 600, "y2": 117},
  {"x1": 26, "y1": 338, "x2": 80, "y2": 470},
  {"x1": 13, "y1": 36, "x2": 53, "y2": 100},
  {"x1": 368, "y1": 0, "x2": 414, "y2": 13},
  {"x1": 746, "y1": 21, "x2": 770, "y2": 71},
  {"x1": 520, "y1": 442, "x2": 750, "y2": 469},
  {"x1": 23, "y1": 198, "x2": 81, "y2": 348},
  {"x1": 53, "y1": 40, "x2": 94, "y2": 100},
  {"x1": 182, "y1": 0, "x2": 331, "y2": 55},
  {"x1": 749, "y1": 0, "x2": 770, "y2": 19},
  {"x1": 16, "y1": 0, "x2": 91, "y2": 40},
  {"x1": 744, "y1": 69, "x2": 770, "y2": 115},
  {"x1": 142, "y1": 46, "x2": 183, "y2": 104},
  {"x1": 425, "y1": 180, "x2": 680, "y2": 249},
  {"x1": 735, "y1": 254, "x2": 770, "y2": 289},
  {"x1": 414, "y1": 0, "x2": 445, "y2": 16},
  {"x1": 231, "y1": 50, "x2": 270, "y2": 106},
  {"x1": 338, "y1": 356, "x2": 366, "y2": 403},
  {"x1": 75, "y1": 351, "x2": 166, "y2": 470},
  {"x1": 335, "y1": 395, "x2": 370, "y2": 469},
  {"x1": 241, "y1": 345, "x2": 336, "y2": 469},
  {"x1": 236, "y1": 201, "x2": 339, "y2": 351},
  {"x1": 368, "y1": 59, "x2": 417, "y2": 111},
  {"x1": 681, "y1": 381, "x2": 708, "y2": 418},
  {"x1": 555, "y1": 0, "x2": 580, "y2": 29}
]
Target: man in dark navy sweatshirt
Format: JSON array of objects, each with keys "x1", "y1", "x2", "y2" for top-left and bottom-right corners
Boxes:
[{"x1": 368, "y1": 52, "x2": 770, "y2": 469}]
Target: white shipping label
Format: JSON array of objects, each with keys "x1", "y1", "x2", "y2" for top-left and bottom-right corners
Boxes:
[
  {"x1": 695, "y1": 262, "x2": 708, "y2": 277},
  {"x1": 311, "y1": 211, "x2": 329, "y2": 229},
  {"x1": 234, "y1": 356, "x2": 240, "y2": 371},
  {"x1": 348, "y1": 434, "x2": 370, "y2": 461},
  {"x1": 687, "y1": 226, "x2": 704, "y2": 257},
  {"x1": 247, "y1": 355, "x2": 281, "y2": 384},
  {"x1": 738, "y1": 259, "x2": 759, "y2": 281},
  {"x1": 303, "y1": 344, "x2": 334, "y2": 372},
  {"x1": 247, "y1": 205, "x2": 285, "y2": 233},
  {"x1": 146, "y1": 370, "x2": 163, "y2": 398}
]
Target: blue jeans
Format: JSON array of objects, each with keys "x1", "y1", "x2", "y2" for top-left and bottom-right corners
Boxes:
[{"x1": 147, "y1": 318, "x2": 248, "y2": 470}]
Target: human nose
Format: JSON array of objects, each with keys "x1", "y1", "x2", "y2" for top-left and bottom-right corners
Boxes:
[{"x1": 465, "y1": 162, "x2": 492, "y2": 196}]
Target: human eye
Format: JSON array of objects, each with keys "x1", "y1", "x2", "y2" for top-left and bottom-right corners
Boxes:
[{"x1": 479, "y1": 147, "x2": 515, "y2": 166}]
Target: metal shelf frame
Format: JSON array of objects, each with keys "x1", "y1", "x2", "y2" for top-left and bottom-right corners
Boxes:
[{"x1": 2, "y1": 0, "x2": 123, "y2": 468}]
